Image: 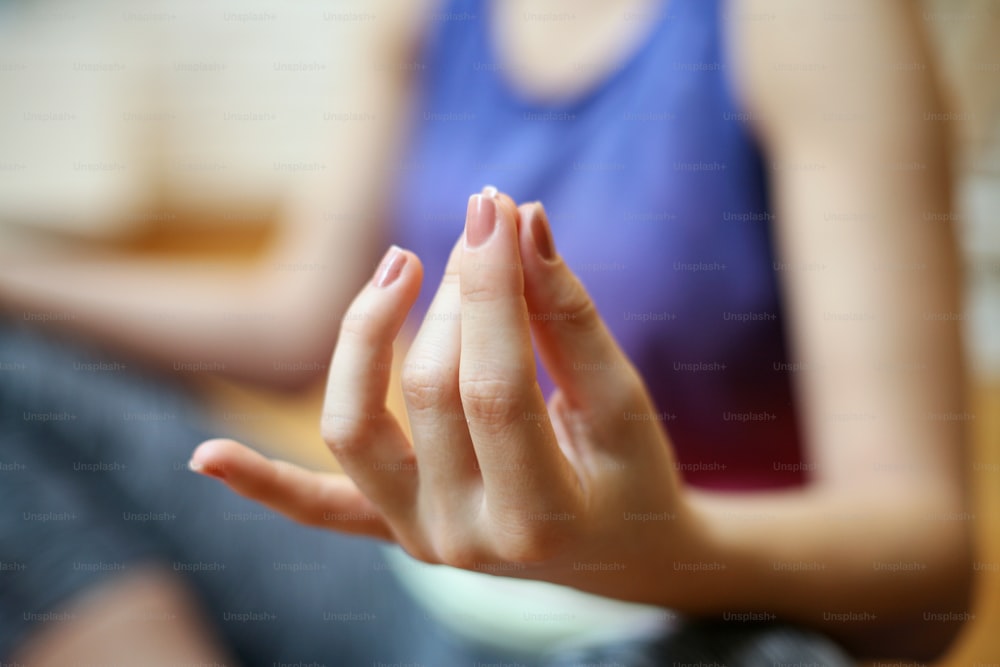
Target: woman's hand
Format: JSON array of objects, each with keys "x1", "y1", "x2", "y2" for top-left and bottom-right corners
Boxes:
[{"x1": 190, "y1": 188, "x2": 701, "y2": 604}]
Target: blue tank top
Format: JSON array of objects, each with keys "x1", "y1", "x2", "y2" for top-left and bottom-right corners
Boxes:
[{"x1": 390, "y1": 0, "x2": 806, "y2": 490}]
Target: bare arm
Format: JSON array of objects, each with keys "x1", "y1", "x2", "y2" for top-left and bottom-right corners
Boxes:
[
  {"x1": 60, "y1": 0, "x2": 969, "y2": 658},
  {"x1": 0, "y1": 212, "x2": 375, "y2": 390},
  {"x1": 0, "y1": 5, "x2": 424, "y2": 390},
  {"x1": 678, "y1": 0, "x2": 970, "y2": 658}
]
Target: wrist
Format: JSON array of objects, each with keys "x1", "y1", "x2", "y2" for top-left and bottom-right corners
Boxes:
[{"x1": 651, "y1": 489, "x2": 735, "y2": 614}]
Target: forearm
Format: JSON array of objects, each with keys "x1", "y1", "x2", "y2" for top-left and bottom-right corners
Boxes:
[
  {"x1": 673, "y1": 484, "x2": 972, "y2": 659},
  {"x1": 0, "y1": 256, "x2": 352, "y2": 389},
  {"x1": 0, "y1": 14, "x2": 409, "y2": 387}
]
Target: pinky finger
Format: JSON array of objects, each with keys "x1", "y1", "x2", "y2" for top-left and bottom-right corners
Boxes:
[{"x1": 189, "y1": 438, "x2": 394, "y2": 541}]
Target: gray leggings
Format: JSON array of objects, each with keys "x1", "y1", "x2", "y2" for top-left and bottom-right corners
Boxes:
[{"x1": 0, "y1": 320, "x2": 852, "y2": 666}]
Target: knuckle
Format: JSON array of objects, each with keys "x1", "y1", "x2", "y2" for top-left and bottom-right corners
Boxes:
[
  {"x1": 400, "y1": 360, "x2": 455, "y2": 413},
  {"x1": 338, "y1": 305, "x2": 375, "y2": 340},
  {"x1": 320, "y1": 411, "x2": 367, "y2": 456},
  {"x1": 546, "y1": 279, "x2": 601, "y2": 334},
  {"x1": 439, "y1": 268, "x2": 461, "y2": 286},
  {"x1": 432, "y1": 535, "x2": 483, "y2": 572},
  {"x1": 459, "y1": 376, "x2": 526, "y2": 424},
  {"x1": 493, "y1": 518, "x2": 576, "y2": 566},
  {"x1": 461, "y1": 279, "x2": 505, "y2": 305}
]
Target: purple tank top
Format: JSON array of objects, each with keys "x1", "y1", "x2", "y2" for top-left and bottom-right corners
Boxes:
[{"x1": 390, "y1": 0, "x2": 806, "y2": 490}]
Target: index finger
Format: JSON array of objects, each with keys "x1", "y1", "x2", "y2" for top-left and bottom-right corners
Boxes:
[{"x1": 321, "y1": 246, "x2": 422, "y2": 520}]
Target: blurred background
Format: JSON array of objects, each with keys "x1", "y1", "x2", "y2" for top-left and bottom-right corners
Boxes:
[
  {"x1": 0, "y1": 0, "x2": 996, "y2": 377},
  {"x1": 0, "y1": 0, "x2": 997, "y2": 664}
]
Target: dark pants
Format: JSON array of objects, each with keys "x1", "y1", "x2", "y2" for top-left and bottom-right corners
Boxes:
[{"x1": 0, "y1": 320, "x2": 852, "y2": 666}]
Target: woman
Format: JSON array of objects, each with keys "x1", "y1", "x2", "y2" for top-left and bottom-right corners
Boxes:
[{"x1": 0, "y1": 0, "x2": 970, "y2": 663}]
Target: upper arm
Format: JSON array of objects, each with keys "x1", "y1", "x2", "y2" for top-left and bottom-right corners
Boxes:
[
  {"x1": 727, "y1": 0, "x2": 967, "y2": 501},
  {"x1": 258, "y1": 0, "x2": 435, "y2": 362}
]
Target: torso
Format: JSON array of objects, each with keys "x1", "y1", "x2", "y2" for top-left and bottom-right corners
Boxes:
[
  {"x1": 490, "y1": 0, "x2": 665, "y2": 101},
  {"x1": 393, "y1": 0, "x2": 806, "y2": 490}
]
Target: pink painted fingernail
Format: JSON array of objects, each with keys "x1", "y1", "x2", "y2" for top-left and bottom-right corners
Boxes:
[
  {"x1": 465, "y1": 194, "x2": 497, "y2": 249},
  {"x1": 373, "y1": 245, "x2": 406, "y2": 288},
  {"x1": 526, "y1": 202, "x2": 556, "y2": 261}
]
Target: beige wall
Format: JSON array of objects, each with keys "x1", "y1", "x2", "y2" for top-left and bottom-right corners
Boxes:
[
  {"x1": 921, "y1": 0, "x2": 1000, "y2": 379},
  {"x1": 0, "y1": 0, "x2": 395, "y2": 236}
]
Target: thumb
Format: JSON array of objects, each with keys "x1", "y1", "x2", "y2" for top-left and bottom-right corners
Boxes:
[{"x1": 517, "y1": 202, "x2": 649, "y2": 420}]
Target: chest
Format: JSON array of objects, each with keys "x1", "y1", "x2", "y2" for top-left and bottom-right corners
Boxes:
[{"x1": 488, "y1": 0, "x2": 667, "y2": 103}]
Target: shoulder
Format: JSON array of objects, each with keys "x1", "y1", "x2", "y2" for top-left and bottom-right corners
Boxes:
[{"x1": 724, "y1": 0, "x2": 943, "y2": 155}]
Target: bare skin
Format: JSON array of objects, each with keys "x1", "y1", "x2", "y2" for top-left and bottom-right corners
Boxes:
[
  {"x1": 194, "y1": 1, "x2": 972, "y2": 660},
  {"x1": 10, "y1": 567, "x2": 236, "y2": 666},
  {"x1": 1, "y1": 0, "x2": 971, "y2": 662}
]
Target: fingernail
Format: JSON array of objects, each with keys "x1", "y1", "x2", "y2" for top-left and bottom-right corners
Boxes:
[
  {"x1": 373, "y1": 245, "x2": 406, "y2": 288},
  {"x1": 481, "y1": 184, "x2": 499, "y2": 199},
  {"x1": 527, "y1": 202, "x2": 556, "y2": 261},
  {"x1": 188, "y1": 458, "x2": 224, "y2": 478},
  {"x1": 465, "y1": 194, "x2": 497, "y2": 249}
]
